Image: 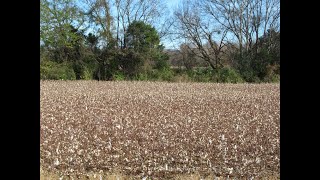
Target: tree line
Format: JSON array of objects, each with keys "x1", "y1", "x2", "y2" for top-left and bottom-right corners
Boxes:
[{"x1": 40, "y1": 0, "x2": 280, "y2": 83}]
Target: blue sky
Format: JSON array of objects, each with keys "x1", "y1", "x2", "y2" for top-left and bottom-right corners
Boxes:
[
  {"x1": 161, "y1": 0, "x2": 181, "y2": 49},
  {"x1": 166, "y1": 0, "x2": 181, "y2": 9}
]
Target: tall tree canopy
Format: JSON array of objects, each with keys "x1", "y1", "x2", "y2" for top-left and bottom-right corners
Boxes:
[{"x1": 125, "y1": 21, "x2": 160, "y2": 52}]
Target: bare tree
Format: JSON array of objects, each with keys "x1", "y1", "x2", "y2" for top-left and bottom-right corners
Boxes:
[
  {"x1": 171, "y1": 0, "x2": 279, "y2": 70},
  {"x1": 80, "y1": 0, "x2": 114, "y2": 46},
  {"x1": 201, "y1": 0, "x2": 280, "y2": 55},
  {"x1": 173, "y1": 0, "x2": 228, "y2": 70},
  {"x1": 179, "y1": 43, "x2": 196, "y2": 70}
]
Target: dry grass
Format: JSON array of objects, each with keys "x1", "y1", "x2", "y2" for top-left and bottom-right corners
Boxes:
[{"x1": 40, "y1": 81, "x2": 280, "y2": 179}]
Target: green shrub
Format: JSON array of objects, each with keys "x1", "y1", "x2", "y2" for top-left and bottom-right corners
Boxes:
[
  {"x1": 218, "y1": 67, "x2": 244, "y2": 83},
  {"x1": 154, "y1": 53, "x2": 170, "y2": 71},
  {"x1": 40, "y1": 60, "x2": 76, "y2": 80},
  {"x1": 81, "y1": 67, "x2": 94, "y2": 80},
  {"x1": 263, "y1": 64, "x2": 280, "y2": 83},
  {"x1": 264, "y1": 73, "x2": 280, "y2": 83},
  {"x1": 150, "y1": 68, "x2": 174, "y2": 81},
  {"x1": 134, "y1": 73, "x2": 150, "y2": 81},
  {"x1": 161, "y1": 68, "x2": 174, "y2": 81},
  {"x1": 112, "y1": 71, "x2": 126, "y2": 81},
  {"x1": 271, "y1": 74, "x2": 280, "y2": 82},
  {"x1": 239, "y1": 70, "x2": 258, "y2": 83},
  {"x1": 188, "y1": 68, "x2": 213, "y2": 82},
  {"x1": 158, "y1": 68, "x2": 174, "y2": 81},
  {"x1": 183, "y1": 67, "x2": 244, "y2": 83},
  {"x1": 81, "y1": 56, "x2": 98, "y2": 80}
]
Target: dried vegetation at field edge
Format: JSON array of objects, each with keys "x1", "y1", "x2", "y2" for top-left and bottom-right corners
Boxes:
[{"x1": 40, "y1": 81, "x2": 280, "y2": 179}]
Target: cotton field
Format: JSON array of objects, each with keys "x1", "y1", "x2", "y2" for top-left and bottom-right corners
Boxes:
[{"x1": 40, "y1": 81, "x2": 280, "y2": 179}]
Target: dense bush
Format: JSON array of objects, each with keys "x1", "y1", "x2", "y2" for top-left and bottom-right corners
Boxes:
[
  {"x1": 40, "y1": 20, "x2": 279, "y2": 83},
  {"x1": 133, "y1": 73, "x2": 150, "y2": 81},
  {"x1": 188, "y1": 68, "x2": 213, "y2": 82},
  {"x1": 184, "y1": 67, "x2": 244, "y2": 83},
  {"x1": 262, "y1": 64, "x2": 280, "y2": 82},
  {"x1": 40, "y1": 60, "x2": 76, "y2": 80},
  {"x1": 216, "y1": 67, "x2": 244, "y2": 83},
  {"x1": 151, "y1": 68, "x2": 174, "y2": 82},
  {"x1": 40, "y1": 57, "x2": 277, "y2": 83},
  {"x1": 81, "y1": 67, "x2": 94, "y2": 80},
  {"x1": 112, "y1": 71, "x2": 126, "y2": 81},
  {"x1": 230, "y1": 30, "x2": 280, "y2": 83}
]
